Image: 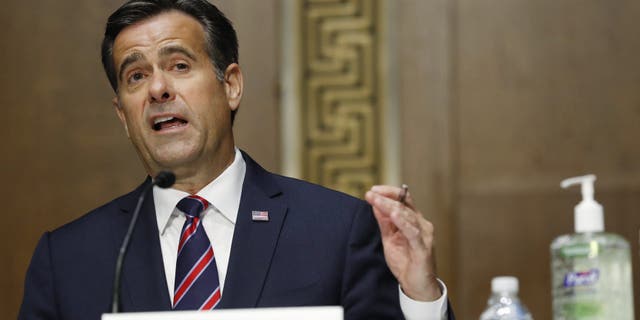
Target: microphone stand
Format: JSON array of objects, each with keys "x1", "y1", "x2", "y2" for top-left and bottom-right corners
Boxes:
[{"x1": 111, "y1": 171, "x2": 175, "y2": 313}]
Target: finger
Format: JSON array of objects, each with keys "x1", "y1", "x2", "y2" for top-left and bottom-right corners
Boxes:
[
  {"x1": 367, "y1": 189, "x2": 417, "y2": 218},
  {"x1": 370, "y1": 185, "x2": 417, "y2": 210},
  {"x1": 415, "y1": 218, "x2": 437, "y2": 273},
  {"x1": 368, "y1": 192, "x2": 424, "y2": 249},
  {"x1": 417, "y1": 217, "x2": 435, "y2": 251},
  {"x1": 366, "y1": 190, "x2": 415, "y2": 230},
  {"x1": 369, "y1": 185, "x2": 402, "y2": 198},
  {"x1": 389, "y1": 209, "x2": 423, "y2": 250},
  {"x1": 365, "y1": 191, "x2": 396, "y2": 238}
]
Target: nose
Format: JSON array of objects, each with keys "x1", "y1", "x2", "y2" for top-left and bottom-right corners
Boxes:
[{"x1": 148, "y1": 71, "x2": 175, "y2": 103}]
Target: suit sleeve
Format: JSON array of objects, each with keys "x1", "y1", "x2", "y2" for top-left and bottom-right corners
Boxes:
[
  {"x1": 341, "y1": 202, "x2": 406, "y2": 320},
  {"x1": 19, "y1": 232, "x2": 60, "y2": 320}
]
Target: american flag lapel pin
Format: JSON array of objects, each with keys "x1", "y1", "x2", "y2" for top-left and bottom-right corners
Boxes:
[{"x1": 251, "y1": 210, "x2": 269, "y2": 222}]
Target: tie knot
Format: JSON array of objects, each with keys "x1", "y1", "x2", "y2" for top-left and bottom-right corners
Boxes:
[{"x1": 176, "y1": 195, "x2": 209, "y2": 219}]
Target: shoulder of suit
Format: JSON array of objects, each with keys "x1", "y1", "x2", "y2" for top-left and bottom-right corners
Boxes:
[
  {"x1": 268, "y1": 173, "x2": 368, "y2": 208},
  {"x1": 48, "y1": 185, "x2": 140, "y2": 238}
]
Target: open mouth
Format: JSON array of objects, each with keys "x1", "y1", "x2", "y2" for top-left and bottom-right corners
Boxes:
[{"x1": 152, "y1": 116, "x2": 188, "y2": 131}]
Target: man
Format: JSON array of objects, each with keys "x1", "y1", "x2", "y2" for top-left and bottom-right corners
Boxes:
[{"x1": 19, "y1": 0, "x2": 451, "y2": 319}]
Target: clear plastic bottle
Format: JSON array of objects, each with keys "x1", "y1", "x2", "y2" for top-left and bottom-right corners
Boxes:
[
  {"x1": 479, "y1": 276, "x2": 533, "y2": 320},
  {"x1": 551, "y1": 233, "x2": 633, "y2": 319},
  {"x1": 551, "y1": 174, "x2": 634, "y2": 319}
]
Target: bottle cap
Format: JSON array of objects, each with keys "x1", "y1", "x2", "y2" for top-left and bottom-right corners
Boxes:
[
  {"x1": 560, "y1": 174, "x2": 604, "y2": 233},
  {"x1": 491, "y1": 276, "x2": 519, "y2": 294}
]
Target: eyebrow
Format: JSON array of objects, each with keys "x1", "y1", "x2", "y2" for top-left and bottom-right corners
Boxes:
[
  {"x1": 118, "y1": 52, "x2": 145, "y2": 83},
  {"x1": 158, "y1": 45, "x2": 198, "y2": 62}
]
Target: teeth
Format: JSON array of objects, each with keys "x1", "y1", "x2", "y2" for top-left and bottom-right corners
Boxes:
[{"x1": 154, "y1": 116, "x2": 175, "y2": 125}]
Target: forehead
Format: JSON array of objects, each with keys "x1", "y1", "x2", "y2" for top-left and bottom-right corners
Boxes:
[{"x1": 112, "y1": 10, "x2": 207, "y2": 65}]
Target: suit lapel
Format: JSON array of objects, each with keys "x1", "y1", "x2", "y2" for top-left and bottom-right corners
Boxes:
[
  {"x1": 113, "y1": 180, "x2": 172, "y2": 312},
  {"x1": 219, "y1": 153, "x2": 287, "y2": 308},
  {"x1": 110, "y1": 152, "x2": 286, "y2": 310}
]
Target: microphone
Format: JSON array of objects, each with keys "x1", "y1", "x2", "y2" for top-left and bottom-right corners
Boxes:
[
  {"x1": 111, "y1": 171, "x2": 175, "y2": 313},
  {"x1": 154, "y1": 171, "x2": 176, "y2": 188}
]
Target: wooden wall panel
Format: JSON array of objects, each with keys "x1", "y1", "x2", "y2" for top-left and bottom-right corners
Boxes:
[
  {"x1": 394, "y1": 0, "x2": 457, "y2": 301},
  {"x1": 217, "y1": 0, "x2": 281, "y2": 172},
  {"x1": 0, "y1": 1, "x2": 132, "y2": 317},
  {"x1": 457, "y1": 1, "x2": 640, "y2": 192}
]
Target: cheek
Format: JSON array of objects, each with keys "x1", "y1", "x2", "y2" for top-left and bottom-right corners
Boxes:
[
  {"x1": 180, "y1": 84, "x2": 227, "y2": 118},
  {"x1": 117, "y1": 110, "x2": 145, "y2": 141},
  {"x1": 120, "y1": 95, "x2": 148, "y2": 128},
  {"x1": 178, "y1": 77, "x2": 216, "y2": 101}
]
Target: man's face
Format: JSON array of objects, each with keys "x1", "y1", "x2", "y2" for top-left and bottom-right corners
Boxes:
[{"x1": 112, "y1": 11, "x2": 242, "y2": 177}]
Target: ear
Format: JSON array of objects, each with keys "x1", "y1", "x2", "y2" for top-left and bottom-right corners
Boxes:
[
  {"x1": 112, "y1": 97, "x2": 130, "y2": 138},
  {"x1": 223, "y1": 63, "x2": 243, "y2": 112}
]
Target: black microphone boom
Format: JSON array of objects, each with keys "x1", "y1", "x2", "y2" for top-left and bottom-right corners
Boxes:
[{"x1": 111, "y1": 171, "x2": 175, "y2": 313}]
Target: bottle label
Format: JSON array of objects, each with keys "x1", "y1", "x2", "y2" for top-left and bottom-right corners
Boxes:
[
  {"x1": 563, "y1": 269, "x2": 599, "y2": 287},
  {"x1": 560, "y1": 243, "x2": 597, "y2": 258}
]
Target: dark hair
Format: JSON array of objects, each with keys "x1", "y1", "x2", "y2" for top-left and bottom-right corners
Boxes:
[{"x1": 101, "y1": 0, "x2": 238, "y2": 92}]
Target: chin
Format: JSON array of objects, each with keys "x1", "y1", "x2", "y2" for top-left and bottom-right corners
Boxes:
[{"x1": 149, "y1": 146, "x2": 200, "y2": 170}]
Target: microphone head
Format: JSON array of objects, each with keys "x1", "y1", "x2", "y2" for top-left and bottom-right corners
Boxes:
[{"x1": 154, "y1": 171, "x2": 176, "y2": 188}]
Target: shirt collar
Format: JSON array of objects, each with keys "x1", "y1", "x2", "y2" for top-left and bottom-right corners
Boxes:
[{"x1": 154, "y1": 148, "x2": 246, "y2": 235}]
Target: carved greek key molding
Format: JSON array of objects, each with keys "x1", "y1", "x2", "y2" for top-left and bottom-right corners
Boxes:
[{"x1": 292, "y1": 0, "x2": 387, "y2": 197}]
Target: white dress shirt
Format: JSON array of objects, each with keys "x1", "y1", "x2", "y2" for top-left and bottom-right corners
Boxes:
[{"x1": 152, "y1": 148, "x2": 447, "y2": 319}]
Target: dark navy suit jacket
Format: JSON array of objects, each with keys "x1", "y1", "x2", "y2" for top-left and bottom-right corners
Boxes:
[{"x1": 19, "y1": 153, "x2": 453, "y2": 320}]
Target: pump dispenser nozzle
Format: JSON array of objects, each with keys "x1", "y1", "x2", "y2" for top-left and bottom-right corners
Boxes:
[{"x1": 561, "y1": 174, "x2": 604, "y2": 233}]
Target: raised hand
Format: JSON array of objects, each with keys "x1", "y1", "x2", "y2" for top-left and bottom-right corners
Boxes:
[{"x1": 365, "y1": 185, "x2": 441, "y2": 301}]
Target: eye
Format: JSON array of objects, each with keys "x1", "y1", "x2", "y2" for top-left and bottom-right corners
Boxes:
[
  {"x1": 174, "y1": 62, "x2": 190, "y2": 71},
  {"x1": 127, "y1": 71, "x2": 146, "y2": 84}
]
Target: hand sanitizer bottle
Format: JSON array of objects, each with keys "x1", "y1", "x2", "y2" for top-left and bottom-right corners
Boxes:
[{"x1": 551, "y1": 174, "x2": 634, "y2": 319}]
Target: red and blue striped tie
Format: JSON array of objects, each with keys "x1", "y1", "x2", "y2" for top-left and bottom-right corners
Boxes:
[{"x1": 173, "y1": 195, "x2": 221, "y2": 310}]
